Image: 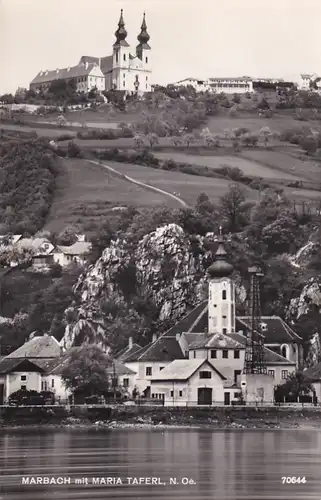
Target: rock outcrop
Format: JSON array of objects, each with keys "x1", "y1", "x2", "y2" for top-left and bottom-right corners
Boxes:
[{"x1": 61, "y1": 224, "x2": 211, "y2": 349}]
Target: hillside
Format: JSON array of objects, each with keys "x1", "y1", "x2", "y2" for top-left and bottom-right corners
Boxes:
[
  {"x1": 0, "y1": 138, "x2": 60, "y2": 234},
  {"x1": 43, "y1": 158, "x2": 181, "y2": 233}
]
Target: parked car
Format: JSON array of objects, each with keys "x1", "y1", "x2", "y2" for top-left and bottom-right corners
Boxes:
[{"x1": 8, "y1": 389, "x2": 55, "y2": 406}]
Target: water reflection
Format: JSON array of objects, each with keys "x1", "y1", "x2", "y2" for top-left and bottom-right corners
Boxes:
[{"x1": 1, "y1": 429, "x2": 321, "y2": 499}]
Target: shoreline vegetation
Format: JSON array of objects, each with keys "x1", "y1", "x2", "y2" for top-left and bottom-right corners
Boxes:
[{"x1": 1, "y1": 406, "x2": 321, "y2": 431}]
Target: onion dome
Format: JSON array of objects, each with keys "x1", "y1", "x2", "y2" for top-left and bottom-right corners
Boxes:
[
  {"x1": 137, "y1": 12, "x2": 150, "y2": 45},
  {"x1": 207, "y1": 232, "x2": 233, "y2": 279},
  {"x1": 114, "y1": 9, "x2": 128, "y2": 44}
]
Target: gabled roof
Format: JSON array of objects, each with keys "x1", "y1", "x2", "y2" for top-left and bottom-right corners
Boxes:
[
  {"x1": 189, "y1": 332, "x2": 244, "y2": 350},
  {"x1": 115, "y1": 343, "x2": 142, "y2": 362},
  {"x1": 30, "y1": 63, "x2": 103, "y2": 85},
  {"x1": 55, "y1": 242, "x2": 91, "y2": 256},
  {"x1": 303, "y1": 363, "x2": 321, "y2": 382},
  {"x1": 15, "y1": 238, "x2": 54, "y2": 256},
  {"x1": 125, "y1": 337, "x2": 185, "y2": 363},
  {"x1": 228, "y1": 333, "x2": 295, "y2": 365},
  {"x1": 236, "y1": 317, "x2": 302, "y2": 343},
  {"x1": 163, "y1": 301, "x2": 208, "y2": 338},
  {"x1": 100, "y1": 55, "x2": 113, "y2": 74},
  {"x1": 0, "y1": 357, "x2": 46, "y2": 374},
  {"x1": 151, "y1": 359, "x2": 226, "y2": 381},
  {"x1": 0, "y1": 234, "x2": 22, "y2": 247},
  {"x1": 6, "y1": 335, "x2": 61, "y2": 359},
  {"x1": 106, "y1": 360, "x2": 136, "y2": 376}
]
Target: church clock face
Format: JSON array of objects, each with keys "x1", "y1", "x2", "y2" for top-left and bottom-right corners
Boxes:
[{"x1": 222, "y1": 281, "x2": 227, "y2": 289}]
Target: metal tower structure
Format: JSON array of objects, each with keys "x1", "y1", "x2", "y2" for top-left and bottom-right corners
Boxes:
[{"x1": 243, "y1": 266, "x2": 267, "y2": 374}]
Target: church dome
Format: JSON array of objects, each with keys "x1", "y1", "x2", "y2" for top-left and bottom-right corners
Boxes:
[
  {"x1": 207, "y1": 237, "x2": 233, "y2": 278},
  {"x1": 114, "y1": 9, "x2": 127, "y2": 43},
  {"x1": 137, "y1": 12, "x2": 150, "y2": 45}
]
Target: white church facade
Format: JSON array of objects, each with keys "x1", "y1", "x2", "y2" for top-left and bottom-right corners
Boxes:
[{"x1": 30, "y1": 10, "x2": 152, "y2": 95}]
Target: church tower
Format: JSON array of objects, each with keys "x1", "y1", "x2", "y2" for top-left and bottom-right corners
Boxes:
[
  {"x1": 112, "y1": 9, "x2": 131, "y2": 91},
  {"x1": 135, "y1": 12, "x2": 152, "y2": 92},
  {"x1": 207, "y1": 230, "x2": 235, "y2": 335}
]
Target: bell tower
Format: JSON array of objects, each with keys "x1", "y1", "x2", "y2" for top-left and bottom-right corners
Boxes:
[
  {"x1": 112, "y1": 9, "x2": 131, "y2": 91},
  {"x1": 136, "y1": 12, "x2": 152, "y2": 92},
  {"x1": 207, "y1": 228, "x2": 235, "y2": 335}
]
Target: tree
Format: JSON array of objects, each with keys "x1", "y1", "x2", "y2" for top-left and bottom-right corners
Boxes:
[
  {"x1": 219, "y1": 184, "x2": 247, "y2": 232},
  {"x1": 274, "y1": 371, "x2": 314, "y2": 403},
  {"x1": 300, "y1": 135, "x2": 318, "y2": 155},
  {"x1": 60, "y1": 344, "x2": 112, "y2": 398},
  {"x1": 259, "y1": 126, "x2": 272, "y2": 147},
  {"x1": 56, "y1": 226, "x2": 79, "y2": 245},
  {"x1": 182, "y1": 133, "x2": 194, "y2": 147},
  {"x1": 146, "y1": 133, "x2": 159, "y2": 148},
  {"x1": 134, "y1": 135, "x2": 146, "y2": 150}
]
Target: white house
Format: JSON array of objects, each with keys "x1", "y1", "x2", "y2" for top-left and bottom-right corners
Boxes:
[
  {"x1": 173, "y1": 78, "x2": 211, "y2": 93},
  {"x1": 298, "y1": 74, "x2": 317, "y2": 91},
  {"x1": 150, "y1": 359, "x2": 226, "y2": 406},
  {"x1": 0, "y1": 334, "x2": 62, "y2": 403},
  {"x1": 208, "y1": 76, "x2": 254, "y2": 94},
  {"x1": 53, "y1": 241, "x2": 92, "y2": 267},
  {"x1": 30, "y1": 10, "x2": 152, "y2": 95},
  {"x1": 30, "y1": 63, "x2": 106, "y2": 94}
]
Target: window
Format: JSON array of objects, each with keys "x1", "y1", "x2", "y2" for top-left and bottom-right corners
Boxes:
[
  {"x1": 222, "y1": 350, "x2": 228, "y2": 359},
  {"x1": 268, "y1": 370, "x2": 275, "y2": 378},
  {"x1": 116, "y1": 52, "x2": 119, "y2": 63},
  {"x1": 211, "y1": 350, "x2": 217, "y2": 359},
  {"x1": 145, "y1": 57, "x2": 148, "y2": 63},
  {"x1": 21, "y1": 375, "x2": 26, "y2": 381},
  {"x1": 146, "y1": 84, "x2": 148, "y2": 89},
  {"x1": 193, "y1": 351, "x2": 196, "y2": 359},
  {"x1": 51, "y1": 379, "x2": 54, "y2": 388},
  {"x1": 281, "y1": 370, "x2": 288, "y2": 379},
  {"x1": 123, "y1": 54, "x2": 126, "y2": 61},
  {"x1": 234, "y1": 370, "x2": 241, "y2": 383},
  {"x1": 146, "y1": 76, "x2": 148, "y2": 81},
  {"x1": 123, "y1": 81, "x2": 125, "y2": 87},
  {"x1": 222, "y1": 290, "x2": 227, "y2": 300},
  {"x1": 170, "y1": 390, "x2": 174, "y2": 398},
  {"x1": 160, "y1": 366, "x2": 164, "y2": 371},
  {"x1": 223, "y1": 328, "x2": 227, "y2": 335},
  {"x1": 222, "y1": 315, "x2": 227, "y2": 319},
  {"x1": 179, "y1": 390, "x2": 183, "y2": 397},
  {"x1": 146, "y1": 367, "x2": 152, "y2": 376},
  {"x1": 199, "y1": 371, "x2": 211, "y2": 379},
  {"x1": 234, "y1": 350, "x2": 240, "y2": 359},
  {"x1": 21, "y1": 385, "x2": 26, "y2": 390},
  {"x1": 123, "y1": 378, "x2": 129, "y2": 387},
  {"x1": 41, "y1": 381, "x2": 44, "y2": 391}
]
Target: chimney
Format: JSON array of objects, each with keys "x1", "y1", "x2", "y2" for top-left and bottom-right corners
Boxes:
[
  {"x1": 152, "y1": 333, "x2": 157, "y2": 343},
  {"x1": 176, "y1": 333, "x2": 180, "y2": 341},
  {"x1": 128, "y1": 337, "x2": 133, "y2": 349}
]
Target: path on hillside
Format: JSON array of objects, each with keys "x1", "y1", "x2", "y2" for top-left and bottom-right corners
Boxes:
[{"x1": 88, "y1": 160, "x2": 189, "y2": 208}]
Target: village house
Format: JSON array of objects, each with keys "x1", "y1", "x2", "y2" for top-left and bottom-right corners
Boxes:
[
  {"x1": 53, "y1": 241, "x2": 92, "y2": 267},
  {"x1": 123, "y1": 234, "x2": 299, "y2": 405},
  {"x1": 150, "y1": 359, "x2": 226, "y2": 406},
  {"x1": 0, "y1": 333, "x2": 62, "y2": 404}
]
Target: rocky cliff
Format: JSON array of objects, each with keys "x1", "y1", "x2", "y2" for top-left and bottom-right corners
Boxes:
[{"x1": 61, "y1": 224, "x2": 211, "y2": 350}]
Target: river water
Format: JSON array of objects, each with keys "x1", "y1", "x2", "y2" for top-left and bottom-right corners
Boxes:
[{"x1": 1, "y1": 428, "x2": 321, "y2": 500}]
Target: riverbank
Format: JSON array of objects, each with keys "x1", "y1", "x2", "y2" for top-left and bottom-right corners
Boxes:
[{"x1": 1, "y1": 405, "x2": 321, "y2": 430}]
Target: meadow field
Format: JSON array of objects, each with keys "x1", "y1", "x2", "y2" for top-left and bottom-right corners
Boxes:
[
  {"x1": 153, "y1": 151, "x2": 301, "y2": 181},
  {"x1": 43, "y1": 159, "x2": 178, "y2": 232}
]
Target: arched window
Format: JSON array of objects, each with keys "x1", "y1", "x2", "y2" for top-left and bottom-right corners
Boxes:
[
  {"x1": 281, "y1": 344, "x2": 289, "y2": 359},
  {"x1": 222, "y1": 290, "x2": 226, "y2": 300}
]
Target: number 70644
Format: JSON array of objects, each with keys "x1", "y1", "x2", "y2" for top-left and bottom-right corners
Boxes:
[{"x1": 281, "y1": 477, "x2": 306, "y2": 484}]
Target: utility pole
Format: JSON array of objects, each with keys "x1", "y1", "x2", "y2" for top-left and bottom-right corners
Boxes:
[{"x1": 244, "y1": 266, "x2": 267, "y2": 374}]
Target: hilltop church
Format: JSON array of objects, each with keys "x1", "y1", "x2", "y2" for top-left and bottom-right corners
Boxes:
[{"x1": 30, "y1": 10, "x2": 152, "y2": 95}]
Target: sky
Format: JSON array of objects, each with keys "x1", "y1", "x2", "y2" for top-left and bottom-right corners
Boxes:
[{"x1": 1, "y1": 0, "x2": 321, "y2": 94}]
